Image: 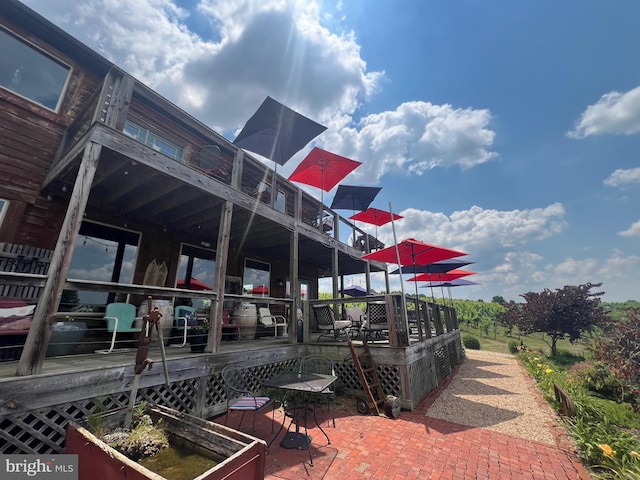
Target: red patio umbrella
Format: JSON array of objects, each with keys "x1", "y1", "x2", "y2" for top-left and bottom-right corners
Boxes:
[
  {"x1": 408, "y1": 269, "x2": 477, "y2": 283},
  {"x1": 349, "y1": 207, "x2": 404, "y2": 227},
  {"x1": 361, "y1": 238, "x2": 467, "y2": 266},
  {"x1": 251, "y1": 284, "x2": 269, "y2": 296},
  {"x1": 176, "y1": 278, "x2": 213, "y2": 290},
  {"x1": 362, "y1": 238, "x2": 468, "y2": 339},
  {"x1": 289, "y1": 147, "x2": 361, "y2": 225}
]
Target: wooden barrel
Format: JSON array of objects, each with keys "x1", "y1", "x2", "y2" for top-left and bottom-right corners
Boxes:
[{"x1": 233, "y1": 303, "x2": 257, "y2": 340}]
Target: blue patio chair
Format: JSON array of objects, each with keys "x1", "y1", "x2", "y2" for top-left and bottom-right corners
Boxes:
[
  {"x1": 95, "y1": 303, "x2": 141, "y2": 354},
  {"x1": 173, "y1": 305, "x2": 199, "y2": 347}
]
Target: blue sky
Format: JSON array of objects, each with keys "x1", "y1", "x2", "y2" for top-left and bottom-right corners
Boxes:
[{"x1": 22, "y1": 0, "x2": 640, "y2": 302}]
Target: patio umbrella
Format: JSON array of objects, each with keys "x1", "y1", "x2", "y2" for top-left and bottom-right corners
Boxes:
[
  {"x1": 251, "y1": 284, "x2": 269, "y2": 296},
  {"x1": 288, "y1": 147, "x2": 361, "y2": 224},
  {"x1": 341, "y1": 285, "x2": 368, "y2": 297},
  {"x1": 362, "y1": 238, "x2": 468, "y2": 339},
  {"x1": 233, "y1": 96, "x2": 326, "y2": 167},
  {"x1": 390, "y1": 259, "x2": 473, "y2": 275},
  {"x1": 176, "y1": 278, "x2": 213, "y2": 290},
  {"x1": 330, "y1": 185, "x2": 381, "y2": 212},
  {"x1": 350, "y1": 206, "x2": 404, "y2": 239},
  {"x1": 420, "y1": 278, "x2": 481, "y2": 307},
  {"x1": 408, "y1": 269, "x2": 477, "y2": 283},
  {"x1": 349, "y1": 207, "x2": 404, "y2": 227},
  {"x1": 361, "y1": 238, "x2": 467, "y2": 266}
]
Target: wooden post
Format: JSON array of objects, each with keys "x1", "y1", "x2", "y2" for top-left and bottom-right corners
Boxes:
[
  {"x1": 210, "y1": 200, "x2": 233, "y2": 352},
  {"x1": 17, "y1": 142, "x2": 101, "y2": 376}
]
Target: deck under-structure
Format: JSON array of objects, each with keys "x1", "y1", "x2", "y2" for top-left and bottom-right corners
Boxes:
[{"x1": 0, "y1": 330, "x2": 462, "y2": 454}]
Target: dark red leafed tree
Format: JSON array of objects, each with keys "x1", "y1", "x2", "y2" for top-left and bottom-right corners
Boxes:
[{"x1": 518, "y1": 282, "x2": 609, "y2": 357}]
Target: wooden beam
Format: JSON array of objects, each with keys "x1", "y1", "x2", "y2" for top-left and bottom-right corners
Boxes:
[{"x1": 17, "y1": 142, "x2": 101, "y2": 376}]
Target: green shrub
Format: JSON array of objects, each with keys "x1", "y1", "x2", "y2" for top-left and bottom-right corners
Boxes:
[
  {"x1": 508, "y1": 340, "x2": 519, "y2": 354},
  {"x1": 463, "y1": 334, "x2": 480, "y2": 350}
]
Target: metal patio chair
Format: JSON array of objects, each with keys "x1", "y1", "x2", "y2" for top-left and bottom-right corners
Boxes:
[
  {"x1": 95, "y1": 303, "x2": 142, "y2": 354},
  {"x1": 221, "y1": 364, "x2": 274, "y2": 431},
  {"x1": 298, "y1": 355, "x2": 337, "y2": 427},
  {"x1": 258, "y1": 307, "x2": 288, "y2": 338},
  {"x1": 363, "y1": 301, "x2": 389, "y2": 340},
  {"x1": 312, "y1": 304, "x2": 352, "y2": 341}
]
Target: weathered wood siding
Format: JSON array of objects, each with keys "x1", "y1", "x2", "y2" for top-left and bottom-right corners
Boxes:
[{"x1": 0, "y1": 16, "x2": 105, "y2": 248}]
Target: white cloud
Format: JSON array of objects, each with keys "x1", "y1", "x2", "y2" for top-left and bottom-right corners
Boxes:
[
  {"x1": 604, "y1": 167, "x2": 640, "y2": 187},
  {"x1": 23, "y1": 0, "x2": 496, "y2": 178},
  {"x1": 568, "y1": 85, "x2": 640, "y2": 138},
  {"x1": 619, "y1": 220, "x2": 640, "y2": 237}
]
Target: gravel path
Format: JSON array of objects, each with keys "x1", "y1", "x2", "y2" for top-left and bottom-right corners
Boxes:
[{"x1": 426, "y1": 348, "x2": 560, "y2": 445}]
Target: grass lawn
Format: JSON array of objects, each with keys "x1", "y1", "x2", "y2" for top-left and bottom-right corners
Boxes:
[{"x1": 460, "y1": 324, "x2": 587, "y2": 357}]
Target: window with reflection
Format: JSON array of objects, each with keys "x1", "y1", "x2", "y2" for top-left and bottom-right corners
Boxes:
[
  {"x1": 177, "y1": 244, "x2": 216, "y2": 310},
  {"x1": 243, "y1": 259, "x2": 270, "y2": 296},
  {"x1": 0, "y1": 198, "x2": 8, "y2": 229},
  {"x1": 275, "y1": 189, "x2": 286, "y2": 213},
  {"x1": 0, "y1": 27, "x2": 70, "y2": 111},
  {"x1": 66, "y1": 222, "x2": 139, "y2": 309}
]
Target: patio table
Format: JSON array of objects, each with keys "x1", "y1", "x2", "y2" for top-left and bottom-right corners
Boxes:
[{"x1": 263, "y1": 371, "x2": 336, "y2": 465}]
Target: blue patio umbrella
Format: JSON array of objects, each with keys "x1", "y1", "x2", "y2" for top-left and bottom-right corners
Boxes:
[
  {"x1": 330, "y1": 185, "x2": 382, "y2": 212},
  {"x1": 341, "y1": 285, "x2": 368, "y2": 297},
  {"x1": 389, "y1": 259, "x2": 473, "y2": 275}
]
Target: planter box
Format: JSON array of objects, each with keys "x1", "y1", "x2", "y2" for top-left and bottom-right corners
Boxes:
[{"x1": 65, "y1": 405, "x2": 266, "y2": 480}]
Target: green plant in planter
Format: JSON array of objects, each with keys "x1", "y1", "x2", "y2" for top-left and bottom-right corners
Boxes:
[{"x1": 96, "y1": 402, "x2": 169, "y2": 461}]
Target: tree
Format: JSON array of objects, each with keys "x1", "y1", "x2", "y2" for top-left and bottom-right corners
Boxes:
[
  {"x1": 491, "y1": 295, "x2": 506, "y2": 305},
  {"x1": 591, "y1": 308, "x2": 640, "y2": 397},
  {"x1": 517, "y1": 282, "x2": 609, "y2": 356}
]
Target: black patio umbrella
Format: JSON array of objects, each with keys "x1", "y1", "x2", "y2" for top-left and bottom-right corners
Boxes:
[
  {"x1": 330, "y1": 185, "x2": 382, "y2": 212},
  {"x1": 233, "y1": 96, "x2": 326, "y2": 166}
]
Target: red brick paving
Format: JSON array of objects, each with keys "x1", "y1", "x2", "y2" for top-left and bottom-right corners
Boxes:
[{"x1": 215, "y1": 370, "x2": 592, "y2": 480}]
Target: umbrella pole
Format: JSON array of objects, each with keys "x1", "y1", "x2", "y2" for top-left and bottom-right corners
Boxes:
[{"x1": 389, "y1": 202, "x2": 412, "y2": 343}]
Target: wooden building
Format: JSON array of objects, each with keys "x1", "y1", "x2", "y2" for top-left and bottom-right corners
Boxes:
[{"x1": 0, "y1": 0, "x2": 463, "y2": 455}]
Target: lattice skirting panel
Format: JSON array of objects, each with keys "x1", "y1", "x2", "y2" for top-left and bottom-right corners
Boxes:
[
  {"x1": 0, "y1": 360, "x2": 297, "y2": 454},
  {"x1": 0, "y1": 339, "x2": 462, "y2": 453}
]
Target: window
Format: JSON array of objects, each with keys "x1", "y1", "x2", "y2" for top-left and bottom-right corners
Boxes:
[
  {"x1": 275, "y1": 189, "x2": 286, "y2": 213},
  {"x1": 123, "y1": 119, "x2": 184, "y2": 161},
  {"x1": 0, "y1": 27, "x2": 70, "y2": 111},
  {"x1": 66, "y1": 222, "x2": 140, "y2": 309},
  {"x1": 243, "y1": 259, "x2": 270, "y2": 296},
  {"x1": 177, "y1": 244, "x2": 216, "y2": 310},
  {"x1": 0, "y1": 198, "x2": 8, "y2": 229}
]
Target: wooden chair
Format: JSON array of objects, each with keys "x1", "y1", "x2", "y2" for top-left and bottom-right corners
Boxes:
[
  {"x1": 221, "y1": 364, "x2": 274, "y2": 431},
  {"x1": 95, "y1": 303, "x2": 141, "y2": 354},
  {"x1": 299, "y1": 355, "x2": 337, "y2": 427},
  {"x1": 258, "y1": 307, "x2": 287, "y2": 338},
  {"x1": 312, "y1": 304, "x2": 352, "y2": 341}
]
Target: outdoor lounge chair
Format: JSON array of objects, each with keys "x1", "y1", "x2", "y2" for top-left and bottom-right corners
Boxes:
[
  {"x1": 95, "y1": 303, "x2": 141, "y2": 354},
  {"x1": 221, "y1": 364, "x2": 274, "y2": 431},
  {"x1": 258, "y1": 307, "x2": 288, "y2": 338},
  {"x1": 312, "y1": 304, "x2": 352, "y2": 340}
]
